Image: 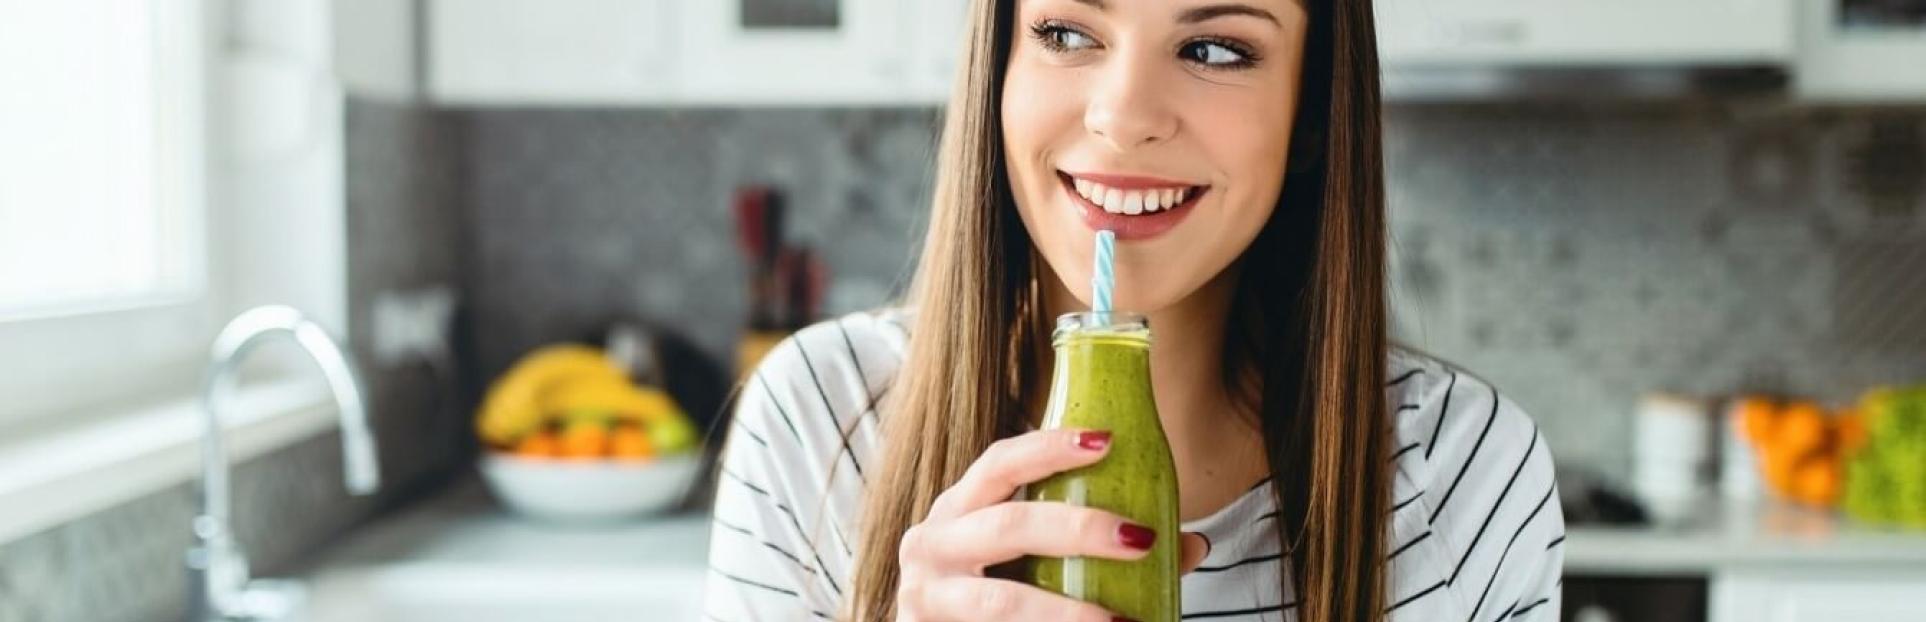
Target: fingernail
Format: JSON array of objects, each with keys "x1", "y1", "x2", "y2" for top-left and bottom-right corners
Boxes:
[
  {"x1": 1075, "y1": 430, "x2": 1112, "y2": 451},
  {"x1": 1118, "y1": 523, "x2": 1156, "y2": 550}
]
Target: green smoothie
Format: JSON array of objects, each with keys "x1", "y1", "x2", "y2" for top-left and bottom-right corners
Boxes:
[{"x1": 1026, "y1": 312, "x2": 1180, "y2": 621}]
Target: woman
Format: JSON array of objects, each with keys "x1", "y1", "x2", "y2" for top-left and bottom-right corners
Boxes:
[{"x1": 705, "y1": 0, "x2": 1563, "y2": 620}]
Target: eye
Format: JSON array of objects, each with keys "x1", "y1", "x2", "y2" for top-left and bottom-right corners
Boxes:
[
  {"x1": 1029, "y1": 20, "x2": 1100, "y2": 54},
  {"x1": 1180, "y1": 39, "x2": 1259, "y2": 69}
]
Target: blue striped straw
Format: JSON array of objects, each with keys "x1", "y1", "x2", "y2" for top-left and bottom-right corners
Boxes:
[{"x1": 1092, "y1": 229, "x2": 1115, "y2": 322}]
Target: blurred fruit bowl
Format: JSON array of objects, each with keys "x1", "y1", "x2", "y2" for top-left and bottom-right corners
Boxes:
[{"x1": 481, "y1": 451, "x2": 702, "y2": 523}]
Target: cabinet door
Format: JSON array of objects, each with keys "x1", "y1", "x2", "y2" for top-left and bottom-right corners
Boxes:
[
  {"x1": 428, "y1": 0, "x2": 675, "y2": 105},
  {"x1": 1713, "y1": 569, "x2": 1926, "y2": 622},
  {"x1": 1376, "y1": 0, "x2": 1793, "y2": 66},
  {"x1": 910, "y1": 0, "x2": 972, "y2": 105},
  {"x1": 678, "y1": 0, "x2": 903, "y2": 105}
]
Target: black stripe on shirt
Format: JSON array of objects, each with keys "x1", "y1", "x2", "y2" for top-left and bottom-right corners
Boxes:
[
  {"x1": 1447, "y1": 423, "x2": 1540, "y2": 585},
  {"x1": 794, "y1": 340, "x2": 866, "y2": 481},
  {"x1": 1183, "y1": 602, "x2": 1295, "y2": 619},
  {"x1": 1546, "y1": 534, "x2": 1565, "y2": 550},
  {"x1": 1387, "y1": 530, "x2": 1431, "y2": 561},
  {"x1": 833, "y1": 318, "x2": 879, "y2": 408},
  {"x1": 705, "y1": 569, "x2": 833, "y2": 619},
  {"x1": 1510, "y1": 597, "x2": 1552, "y2": 618},
  {"x1": 1192, "y1": 552, "x2": 1283, "y2": 573},
  {"x1": 709, "y1": 566, "x2": 798, "y2": 597},
  {"x1": 1389, "y1": 441, "x2": 1422, "y2": 463},
  {"x1": 1464, "y1": 484, "x2": 1558, "y2": 622},
  {"x1": 1387, "y1": 578, "x2": 1448, "y2": 613},
  {"x1": 1425, "y1": 372, "x2": 1458, "y2": 459},
  {"x1": 1391, "y1": 490, "x2": 1424, "y2": 514},
  {"x1": 720, "y1": 469, "x2": 843, "y2": 596},
  {"x1": 1388, "y1": 368, "x2": 1423, "y2": 386},
  {"x1": 755, "y1": 373, "x2": 807, "y2": 445},
  {"x1": 734, "y1": 422, "x2": 770, "y2": 448},
  {"x1": 1429, "y1": 384, "x2": 1500, "y2": 525},
  {"x1": 714, "y1": 517, "x2": 819, "y2": 576}
]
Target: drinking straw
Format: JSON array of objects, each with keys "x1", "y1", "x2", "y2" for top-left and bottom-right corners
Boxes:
[{"x1": 1092, "y1": 229, "x2": 1115, "y2": 323}]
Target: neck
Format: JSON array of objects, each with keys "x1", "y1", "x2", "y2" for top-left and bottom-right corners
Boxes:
[{"x1": 1031, "y1": 261, "x2": 1269, "y2": 520}]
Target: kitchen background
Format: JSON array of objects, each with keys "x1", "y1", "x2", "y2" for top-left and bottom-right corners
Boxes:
[{"x1": 2, "y1": 1, "x2": 1925, "y2": 621}]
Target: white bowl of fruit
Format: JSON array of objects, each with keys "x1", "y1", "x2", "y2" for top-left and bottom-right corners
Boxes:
[{"x1": 476, "y1": 345, "x2": 703, "y2": 523}]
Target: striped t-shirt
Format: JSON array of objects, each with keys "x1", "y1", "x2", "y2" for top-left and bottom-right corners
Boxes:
[{"x1": 704, "y1": 308, "x2": 1564, "y2": 621}]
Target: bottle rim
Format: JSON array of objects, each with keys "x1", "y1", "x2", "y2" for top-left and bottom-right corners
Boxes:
[{"x1": 1051, "y1": 311, "x2": 1151, "y2": 345}]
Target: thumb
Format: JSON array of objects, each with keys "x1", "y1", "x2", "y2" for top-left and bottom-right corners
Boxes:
[{"x1": 1179, "y1": 532, "x2": 1211, "y2": 574}]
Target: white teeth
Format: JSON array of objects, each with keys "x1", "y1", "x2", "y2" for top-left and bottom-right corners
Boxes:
[{"x1": 1068, "y1": 175, "x2": 1196, "y2": 215}]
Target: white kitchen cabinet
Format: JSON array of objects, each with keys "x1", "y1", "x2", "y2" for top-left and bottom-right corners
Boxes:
[
  {"x1": 676, "y1": 0, "x2": 904, "y2": 105},
  {"x1": 1712, "y1": 568, "x2": 1926, "y2": 622},
  {"x1": 427, "y1": 0, "x2": 677, "y2": 105},
  {"x1": 1375, "y1": 0, "x2": 1794, "y2": 66},
  {"x1": 909, "y1": 0, "x2": 972, "y2": 105}
]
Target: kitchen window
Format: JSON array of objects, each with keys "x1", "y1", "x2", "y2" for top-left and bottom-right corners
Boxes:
[{"x1": 0, "y1": 0, "x2": 215, "y2": 428}]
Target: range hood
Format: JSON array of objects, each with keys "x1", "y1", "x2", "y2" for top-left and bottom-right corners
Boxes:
[{"x1": 1376, "y1": 0, "x2": 1797, "y2": 100}]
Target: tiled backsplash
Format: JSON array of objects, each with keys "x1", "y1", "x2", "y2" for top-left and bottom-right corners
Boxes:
[
  {"x1": 0, "y1": 99, "x2": 466, "y2": 622},
  {"x1": 458, "y1": 104, "x2": 1926, "y2": 483}
]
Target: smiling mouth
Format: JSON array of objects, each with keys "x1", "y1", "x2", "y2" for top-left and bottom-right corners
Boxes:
[
  {"x1": 1056, "y1": 171, "x2": 1209, "y2": 216},
  {"x1": 1054, "y1": 170, "x2": 1210, "y2": 241}
]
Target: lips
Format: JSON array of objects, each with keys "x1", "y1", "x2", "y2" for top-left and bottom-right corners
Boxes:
[{"x1": 1056, "y1": 171, "x2": 1208, "y2": 241}]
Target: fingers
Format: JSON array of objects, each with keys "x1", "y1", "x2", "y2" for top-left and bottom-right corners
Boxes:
[
  {"x1": 1179, "y1": 532, "x2": 1211, "y2": 574},
  {"x1": 908, "y1": 576, "x2": 1118, "y2": 622},
  {"x1": 910, "y1": 502, "x2": 1155, "y2": 572},
  {"x1": 926, "y1": 429, "x2": 1113, "y2": 521}
]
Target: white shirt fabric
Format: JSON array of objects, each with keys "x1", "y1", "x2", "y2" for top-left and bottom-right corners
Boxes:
[{"x1": 704, "y1": 308, "x2": 1564, "y2": 621}]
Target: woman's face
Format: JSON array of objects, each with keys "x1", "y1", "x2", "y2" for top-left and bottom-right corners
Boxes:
[{"x1": 1002, "y1": 0, "x2": 1308, "y2": 314}]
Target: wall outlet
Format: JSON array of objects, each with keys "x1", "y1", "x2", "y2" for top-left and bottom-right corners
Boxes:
[{"x1": 371, "y1": 285, "x2": 456, "y2": 367}]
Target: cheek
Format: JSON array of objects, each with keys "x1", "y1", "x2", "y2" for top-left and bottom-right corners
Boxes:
[{"x1": 1002, "y1": 63, "x2": 1092, "y2": 291}]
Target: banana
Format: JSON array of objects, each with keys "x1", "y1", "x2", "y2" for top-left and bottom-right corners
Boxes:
[
  {"x1": 476, "y1": 345, "x2": 628, "y2": 445},
  {"x1": 543, "y1": 375, "x2": 698, "y2": 452}
]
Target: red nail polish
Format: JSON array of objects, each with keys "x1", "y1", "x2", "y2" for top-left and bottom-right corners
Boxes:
[
  {"x1": 1117, "y1": 523, "x2": 1156, "y2": 550},
  {"x1": 1075, "y1": 430, "x2": 1112, "y2": 451}
]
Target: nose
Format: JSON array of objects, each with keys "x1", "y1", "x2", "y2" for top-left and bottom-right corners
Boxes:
[{"x1": 1083, "y1": 50, "x2": 1179, "y2": 151}]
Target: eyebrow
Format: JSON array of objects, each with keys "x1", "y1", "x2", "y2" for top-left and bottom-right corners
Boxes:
[{"x1": 1069, "y1": 0, "x2": 1283, "y2": 29}]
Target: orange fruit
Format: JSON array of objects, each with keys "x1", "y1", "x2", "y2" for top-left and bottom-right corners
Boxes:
[
  {"x1": 611, "y1": 425, "x2": 655, "y2": 461},
  {"x1": 1790, "y1": 457, "x2": 1842, "y2": 507},
  {"x1": 559, "y1": 420, "x2": 611, "y2": 459},
  {"x1": 1735, "y1": 397, "x2": 1780, "y2": 446},
  {"x1": 1836, "y1": 408, "x2": 1869, "y2": 456},
  {"x1": 1774, "y1": 401, "x2": 1830, "y2": 457},
  {"x1": 1759, "y1": 442, "x2": 1800, "y2": 497},
  {"x1": 513, "y1": 431, "x2": 559, "y2": 459}
]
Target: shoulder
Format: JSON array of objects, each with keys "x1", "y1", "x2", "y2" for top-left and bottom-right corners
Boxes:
[
  {"x1": 1384, "y1": 347, "x2": 1553, "y2": 490},
  {"x1": 727, "y1": 309, "x2": 909, "y2": 474},
  {"x1": 1381, "y1": 347, "x2": 1564, "y2": 619},
  {"x1": 746, "y1": 308, "x2": 909, "y2": 417}
]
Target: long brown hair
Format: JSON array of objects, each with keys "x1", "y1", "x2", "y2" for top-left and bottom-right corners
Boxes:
[{"x1": 848, "y1": 0, "x2": 1389, "y2": 619}]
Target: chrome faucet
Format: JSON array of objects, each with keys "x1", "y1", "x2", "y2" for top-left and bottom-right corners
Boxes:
[{"x1": 187, "y1": 305, "x2": 381, "y2": 621}]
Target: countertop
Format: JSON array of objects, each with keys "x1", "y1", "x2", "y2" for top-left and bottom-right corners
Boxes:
[
  {"x1": 291, "y1": 477, "x2": 712, "y2": 622},
  {"x1": 1565, "y1": 499, "x2": 1926, "y2": 575}
]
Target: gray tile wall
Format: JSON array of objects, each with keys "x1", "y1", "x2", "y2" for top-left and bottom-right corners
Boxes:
[
  {"x1": 458, "y1": 103, "x2": 1926, "y2": 484},
  {"x1": 0, "y1": 99, "x2": 466, "y2": 622}
]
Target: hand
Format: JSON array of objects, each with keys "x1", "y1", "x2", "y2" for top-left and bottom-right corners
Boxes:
[{"x1": 895, "y1": 429, "x2": 1209, "y2": 621}]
